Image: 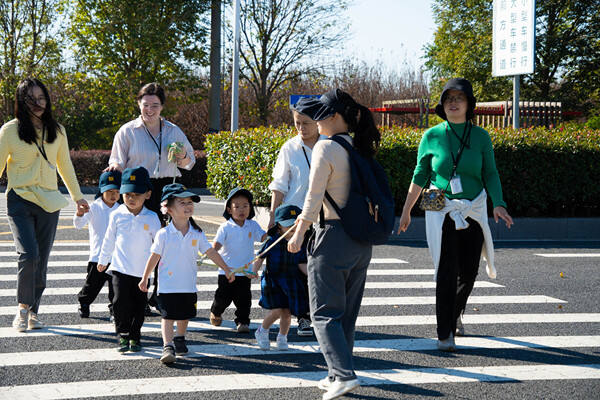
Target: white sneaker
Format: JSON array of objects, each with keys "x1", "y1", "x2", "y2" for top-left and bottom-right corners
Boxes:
[
  {"x1": 437, "y1": 333, "x2": 456, "y2": 352},
  {"x1": 28, "y1": 312, "x2": 44, "y2": 329},
  {"x1": 254, "y1": 326, "x2": 270, "y2": 350},
  {"x1": 13, "y1": 308, "x2": 28, "y2": 332},
  {"x1": 322, "y1": 378, "x2": 360, "y2": 400},
  {"x1": 276, "y1": 334, "x2": 288, "y2": 350},
  {"x1": 317, "y1": 376, "x2": 333, "y2": 390}
]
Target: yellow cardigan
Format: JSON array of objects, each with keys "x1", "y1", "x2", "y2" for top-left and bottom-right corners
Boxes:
[{"x1": 0, "y1": 119, "x2": 83, "y2": 213}]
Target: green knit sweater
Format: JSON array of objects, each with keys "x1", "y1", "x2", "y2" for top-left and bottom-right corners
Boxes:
[{"x1": 412, "y1": 121, "x2": 507, "y2": 208}]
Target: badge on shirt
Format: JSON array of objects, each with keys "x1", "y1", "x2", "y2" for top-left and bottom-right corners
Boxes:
[
  {"x1": 144, "y1": 224, "x2": 149, "y2": 230},
  {"x1": 192, "y1": 239, "x2": 198, "y2": 247},
  {"x1": 248, "y1": 232, "x2": 252, "y2": 239},
  {"x1": 450, "y1": 174, "x2": 463, "y2": 194},
  {"x1": 168, "y1": 271, "x2": 173, "y2": 276}
]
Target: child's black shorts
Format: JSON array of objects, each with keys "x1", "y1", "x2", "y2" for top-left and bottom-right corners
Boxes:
[{"x1": 157, "y1": 292, "x2": 197, "y2": 320}]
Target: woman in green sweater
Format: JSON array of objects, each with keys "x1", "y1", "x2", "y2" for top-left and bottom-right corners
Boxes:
[{"x1": 397, "y1": 78, "x2": 513, "y2": 351}]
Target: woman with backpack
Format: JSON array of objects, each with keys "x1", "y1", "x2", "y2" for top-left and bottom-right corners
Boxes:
[
  {"x1": 287, "y1": 89, "x2": 380, "y2": 400},
  {"x1": 397, "y1": 78, "x2": 513, "y2": 352}
]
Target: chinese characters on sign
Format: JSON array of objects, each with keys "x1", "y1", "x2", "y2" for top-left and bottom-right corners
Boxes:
[{"x1": 492, "y1": 0, "x2": 535, "y2": 76}]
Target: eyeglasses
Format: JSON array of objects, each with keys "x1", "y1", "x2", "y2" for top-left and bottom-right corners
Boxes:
[
  {"x1": 444, "y1": 95, "x2": 467, "y2": 104},
  {"x1": 25, "y1": 95, "x2": 47, "y2": 106}
]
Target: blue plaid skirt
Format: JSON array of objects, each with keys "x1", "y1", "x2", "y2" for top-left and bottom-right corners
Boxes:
[{"x1": 259, "y1": 271, "x2": 309, "y2": 317}]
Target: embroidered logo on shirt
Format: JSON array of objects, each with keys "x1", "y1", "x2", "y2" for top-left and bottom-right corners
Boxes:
[
  {"x1": 192, "y1": 239, "x2": 197, "y2": 247},
  {"x1": 168, "y1": 271, "x2": 173, "y2": 276},
  {"x1": 248, "y1": 232, "x2": 252, "y2": 239},
  {"x1": 144, "y1": 224, "x2": 149, "y2": 230}
]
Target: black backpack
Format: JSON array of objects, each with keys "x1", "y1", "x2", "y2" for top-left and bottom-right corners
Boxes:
[{"x1": 321, "y1": 134, "x2": 395, "y2": 245}]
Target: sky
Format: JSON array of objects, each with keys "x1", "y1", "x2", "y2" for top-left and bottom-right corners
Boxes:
[{"x1": 337, "y1": 0, "x2": 437, "y2": 72}]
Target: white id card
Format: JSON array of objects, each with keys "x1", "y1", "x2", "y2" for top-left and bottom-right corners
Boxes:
[
  {"x1": 450, "y1": 175, "x2": 463, "y2": 194},
  {"x1": 47, "y1": 160, "x2": 56, "y2": 170}
]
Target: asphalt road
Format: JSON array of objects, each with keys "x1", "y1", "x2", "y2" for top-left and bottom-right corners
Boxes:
[{"x1": 0, "y1": 194, "x2": 598, "y2": 399}]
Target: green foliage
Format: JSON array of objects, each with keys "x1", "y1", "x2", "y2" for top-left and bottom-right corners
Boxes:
[
  {"x1": 205, "y1": 128, "x2": 295, "y2": 205},
  {"x1": 205, "y1": 125, "x2": 600, "y2": 217},
  {"x1": 425, "y1": 0, "x2": 600, "y2": 115},
  {"x1": 67, "y1": 0, "x2": 211, "y2": 125},
  {"x1": 585, "y1": 116, "x2": 600, "y2": 130}
]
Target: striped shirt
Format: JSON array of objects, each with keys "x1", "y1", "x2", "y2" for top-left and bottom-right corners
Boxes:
[{"x1": 108, "y1": 116, "x2": 195, "y2": 178}]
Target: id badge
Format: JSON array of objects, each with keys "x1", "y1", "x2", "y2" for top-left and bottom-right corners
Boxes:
[
  {"x1": 153, "y1": 160, "x2": 160, "y2": 176},
  {"x1": 450, "y1": 175, "x2": 463, "y2": 194},
  {"x1": 47, "y1": 160, "x2": 56, "y2": 170}
]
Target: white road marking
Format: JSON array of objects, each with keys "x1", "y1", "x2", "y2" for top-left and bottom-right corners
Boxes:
[
  {"x1": 1, "y1": 364, "x2": 598, "y2": 398},
  {"x1": 0, "y1": 313, "x2": 597, "y2": 339},
  {"x1": 0, "y1": 335, "x2": 596, "y2": 367},
  {"x1": 0, "y1": 295, "x2": 565, "y2": 316},
  {"x1": 534, "y1": 253, "x2": 600, "y2": 257}
]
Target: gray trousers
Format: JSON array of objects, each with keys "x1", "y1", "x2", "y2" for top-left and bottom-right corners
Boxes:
[
  {"x1": 307, "y1": 220, "x2": 372, "y2": 381},
  {"x1": 6, "y1": 190, "x2": 59, "y2": 313}
]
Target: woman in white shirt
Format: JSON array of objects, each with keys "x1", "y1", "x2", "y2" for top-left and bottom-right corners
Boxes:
[
  {"x1": 267, "y1": 97, "x2": 324, "y2": 337},
  {"x1": 106, "y1": 83, "x2": 196, "y2": 216}
]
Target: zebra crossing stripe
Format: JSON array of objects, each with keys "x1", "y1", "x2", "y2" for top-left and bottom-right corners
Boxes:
[
  {"x1": 534, "y1": 253, "x2": 600, "y2": 258},
  {"x1": 1, "y1": 363, "x2": 598, "y2": 399},
  {"x1": 0, "y1": 281, "x2": 503, "y2": 297},
  {"x1": 1, "y1": 313, "x2": 598, "y2": 339},
  {"x1": 0, "y1": 295, "x2": 566, "y2": 316},
  {"x1": 0, "y1": 335, "x2": 597, "y2": 368},
  {"x1": 0, "y1": 257, "x2": 408, "y2": 268},
  {"x1": 0, "y1": 268, "x2": 431, "y2": 281}
]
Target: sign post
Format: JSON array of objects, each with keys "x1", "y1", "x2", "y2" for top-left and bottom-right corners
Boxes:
[{"x1": 492, "y1": 0, "x2": 536, "y2": 129}]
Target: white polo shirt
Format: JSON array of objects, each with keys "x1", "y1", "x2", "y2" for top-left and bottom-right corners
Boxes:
[
  {"x1": 150, "y1": 222, "x2": 212, "y2": 293},
  {"x1": 98, "y1": 204, "x2": 161, "y2": 278},
  {"x1": 268, "y1": 135, "x2": 325, "y2": 209},
  {"x1": 214, "y1": 219, "x2": 265, "y2": 276},
  {"x1": 73, "y1": 197, "x2": 120, "y2": 263}
]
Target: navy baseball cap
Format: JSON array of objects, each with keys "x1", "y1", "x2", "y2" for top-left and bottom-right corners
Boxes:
[
  {"x1": 161, "y1": 183, "x2": 200, "y2": 203},
  {"x1": 120, "y1": 166, "x2": 152, "y2": 194},
  {"x1": 98, "y1": 170, "x2": 121, "y2": 193},
  {"x1": 223, "y1": 187, "x2": 255, "y2": 220},
  {"x1": 274, "y1": 204, "x2": 301, "y2": 227},
  {"x1": 292, "y1": 89, "x2": 351, "y2": 121}
]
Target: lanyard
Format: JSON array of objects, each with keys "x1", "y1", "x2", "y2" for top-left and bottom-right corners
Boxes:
[
  {"x1": 445, "y1": 121, "x2": 471, "y2": 170},
  {"x1": 143, "y1": 120, "x2": 162, "y2": 165},
  {"x1": 34, "y1": 127, "x2": 49, "y2": 162}
]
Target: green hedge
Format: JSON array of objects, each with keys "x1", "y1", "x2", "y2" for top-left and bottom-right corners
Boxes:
[
  {"x1": 0, "y1": 149, "x2": 208, "y2": 189},
  {"x1": 206, "y1": 124, "x2": 600, "y2": 217}
]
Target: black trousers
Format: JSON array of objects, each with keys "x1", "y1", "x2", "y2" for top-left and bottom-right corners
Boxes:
[
  {"x1": 78, "y1": 262, "x2": 114, "y2": 313},
  {"x1": 436, "y1": 215, "x2": 484, "y2": 340},
  {"x1": 210, "y1": 275, "x2": 251, "y2": 325},
  {"x1": 297, "y1": 273, "x2": 311, "y2": 321},
  {"x1": 112, "y1": 271, "x2": 147, "y2": 341}
]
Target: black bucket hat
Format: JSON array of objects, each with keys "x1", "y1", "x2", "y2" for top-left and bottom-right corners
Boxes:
[
  {"x1": 223, "y1": 187, "x2": 255, "y2": 220},
  {"x1": 161, "y1": 183, "x2": 200, "y2": 203},
  {"x1": 292, "y1": 88, "x2": 354, "y2": 121},
  {"x1": 435, "y1": 78, "x2": 477, "y2": 121}
]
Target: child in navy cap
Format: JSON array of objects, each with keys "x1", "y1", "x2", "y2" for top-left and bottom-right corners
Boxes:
[
  {"x1": 73, "y1": 170, "x2": 121, "y2": 320},
  {"x1": 209, "y1": 187, "x2": 267, "y2": 333},
  {"x1": 252, "y1": 205, "x2": 309, "y2": 350},
  {"x1": 97, "y1": 166, "x2": 161, "y2": 352},
  {"x1": 139, "y1": 183, "x2": 234, "y2": 364}
]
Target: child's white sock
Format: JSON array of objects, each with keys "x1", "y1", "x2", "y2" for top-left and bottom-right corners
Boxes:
[
  {"x1": 277, "y1": 332, "x2": 287, "y2": 339},
  {"x1": 164, "y1": 342, "x2": 174, "y2": 347}
]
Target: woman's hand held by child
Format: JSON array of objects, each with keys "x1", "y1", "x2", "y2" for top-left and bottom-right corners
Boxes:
[
  {"x1": 97, "y1": 264, "x2": 107, "y2": 272},
  {"x1": 225, "y1": 270, "x2": 235, "y2": 283}
]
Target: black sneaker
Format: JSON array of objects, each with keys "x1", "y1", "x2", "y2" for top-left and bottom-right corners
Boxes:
[
  {"x1": 297, "y1": 318, "x2": 314, "y2": 337},
  {"x1": 117, "y1": 338, "x2": 129, "y2": 353},
  {"x1": 160, "y1": 344, "x2": 176, "y2": 364},
  {"x1": 173, "y1": 336, "x2": 188, "y2": 355},
  {"x1": 78, "y1": 304, "x2": 90, "y2": 318}
]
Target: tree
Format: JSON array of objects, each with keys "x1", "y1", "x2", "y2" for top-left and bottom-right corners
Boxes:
[
  {"x1": 68, "y1": 0, "x2": 212, "y2": 124},
  {"x1": 0, "y1": 0, "x2": 63, "y2": 120},
  {"x1": 236, "y1": 0, "x2": 349, "y2": 125},
  {"x1": 424, "y1": 0, "x2": 600, "y2": 113}
]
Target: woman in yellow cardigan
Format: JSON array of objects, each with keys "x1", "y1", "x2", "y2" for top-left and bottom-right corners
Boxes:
[{"x1": 0, "y1": 78, "x2": 89, "y2": 332}]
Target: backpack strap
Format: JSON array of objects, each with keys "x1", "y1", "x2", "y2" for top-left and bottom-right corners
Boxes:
[{"x1": 318, "y1": 134, "x2": 351, "y2": 226}]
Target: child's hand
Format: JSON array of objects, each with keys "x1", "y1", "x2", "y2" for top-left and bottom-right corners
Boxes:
[
  {"x1": 226, "y1": 270, "x2": 235, "y2": 283},
  {"x1": 97, "y1": 264, "x2": 107, "y2": 272},
  {"x1": 76, "y1": 199, "x2": 90, "y2": 216},
  {"x1": 245, "y1": 270, "x2": 259, "y2": 279},
  {"x1": 138, "y1": 279, "x2": 148, "y2": 292}
]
